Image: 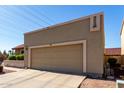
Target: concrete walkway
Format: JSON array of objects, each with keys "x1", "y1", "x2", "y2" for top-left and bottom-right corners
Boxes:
[
  {"x1": 0, "y1": 69, "x2": 85, "y2": 88},
  {"x1": 4, "y1": 66, "x2": 25, "y2": 71}
]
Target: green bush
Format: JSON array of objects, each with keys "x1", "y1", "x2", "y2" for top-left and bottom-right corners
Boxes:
[
  {"x1": 16, "y1": 54, "x2": 24, "y2": 60},
  {"x1": 8, "y1": 54, "x2": 24, "y2": 60},
  {"x1": 16, "y1": 55, "x2": 20, "y2": 60},
  {"x1": 8, "y1": 55, "x2": 16, "y2": 60}
]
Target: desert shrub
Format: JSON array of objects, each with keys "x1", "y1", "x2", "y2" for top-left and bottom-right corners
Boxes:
[
  {"x1": 108, "y1": 58, "x2": 118, "y2": 70},
  {"x1": 108, "y1": 58, "x2": 117, "y2": 65},
  {"x1": 16, "y1": 54, "x2": 24, "y2": 60},
  {"x1": 8, "y1": 55, "x2": 16, "y2": 60}
]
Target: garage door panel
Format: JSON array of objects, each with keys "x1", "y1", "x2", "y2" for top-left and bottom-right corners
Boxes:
[{"x1": 31, "y1": 44, "x2": 83, "y2": 74}]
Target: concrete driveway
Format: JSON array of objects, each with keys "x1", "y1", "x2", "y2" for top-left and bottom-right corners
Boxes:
[{"x1": 0, "y1": 69, "x2": 85, "y2": 88}]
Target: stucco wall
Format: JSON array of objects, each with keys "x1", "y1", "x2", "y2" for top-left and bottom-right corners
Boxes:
[
  {"x1": 24, "y1": 14, "x2": 104, "y2": 74},
  {"x1": 4, "y1": 60, "x2": 25, "y2": 68},
  {"x1": 121, "y1": 55, "x2": 124, "y2": 65}
]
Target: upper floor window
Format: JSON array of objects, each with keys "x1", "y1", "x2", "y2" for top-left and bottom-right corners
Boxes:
[
  {"x1": 93, "y1": 16, "x2": 97, "y2": 28},
  {"x1": 90, "y1": 14, "x2": 100, "y2": 32}
]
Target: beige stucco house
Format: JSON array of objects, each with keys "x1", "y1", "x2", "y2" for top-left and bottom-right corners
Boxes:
[{"x1": 24, "y1": 12, "x2": 105, "y2": 76}]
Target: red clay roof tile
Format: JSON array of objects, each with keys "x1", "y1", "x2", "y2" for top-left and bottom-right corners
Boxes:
[
  {"x1": 105, "y1": 48, "x2": 121, "y2": 56},
  {"x1": 12, "y1": 44, "x2": 24, "y2": 50}
]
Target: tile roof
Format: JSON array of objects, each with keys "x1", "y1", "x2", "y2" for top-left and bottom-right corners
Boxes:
[
  {"x1": 12, "y1": 44, "x2": 24, "y2": 50},
  {"x1": 105, "y1": 48, "x2": 121, "y2": 56}
]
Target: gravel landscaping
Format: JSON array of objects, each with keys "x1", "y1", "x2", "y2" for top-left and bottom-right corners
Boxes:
[{"x1": 80, "y1": 78, "x2": 116, "y2": 88}]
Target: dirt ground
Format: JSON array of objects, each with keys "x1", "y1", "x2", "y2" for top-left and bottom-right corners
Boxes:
[
  {"x1": 0, "y1": 68, "x2": 15, "y2": 75},
  {"x1": 80, "y1": 78, "x2": 116, "y2": 88}
]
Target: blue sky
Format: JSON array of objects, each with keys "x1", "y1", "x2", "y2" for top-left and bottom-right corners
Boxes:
[{"x1": 0, "y1": 5, "x2": 123, "y2": 52}]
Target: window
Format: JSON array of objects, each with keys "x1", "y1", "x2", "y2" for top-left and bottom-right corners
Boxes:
[
  {"x1": 90, "y1": 15, "x2": 100, "y2": 32},
  {"x1": 93, "y1": 16, "x2": 97, "y2": 28},
  {"x1": 20, "y1": 50, "x2": 24, "y2": 54}
]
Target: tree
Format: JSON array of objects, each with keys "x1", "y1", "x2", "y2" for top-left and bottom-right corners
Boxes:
[
  {"x1": 8, "y1": 50, "x2": 15, "y2": 56},
  {"x1": 8, "y1": 50, "x2": 12, "y2": 56},
  {"x1": 3, "y1": 50, "x2": 8, "y2": 60}
]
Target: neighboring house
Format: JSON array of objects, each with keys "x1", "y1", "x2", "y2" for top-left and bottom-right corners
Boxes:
[
  {"x1": 104, "y1": 48, "x2": 121, "y2": 64},
  {"x1": 4, "y1": 44, "x2": 25, "y2": 68},
  {"x1": 12, "y1": 44, "x2": 24, "y2": 54},
  {"x1": 24, "y1": 12, "x2": 105, "y2": 76}
]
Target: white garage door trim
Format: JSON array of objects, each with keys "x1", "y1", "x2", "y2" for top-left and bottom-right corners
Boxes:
[{"x1": 28, "y1": 40, "x2": 87, "y2": 73}]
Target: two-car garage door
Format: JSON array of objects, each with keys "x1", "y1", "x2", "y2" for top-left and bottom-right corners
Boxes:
[{"x1": 30, "y1": 44, "x2": 83, "y2": 74}]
